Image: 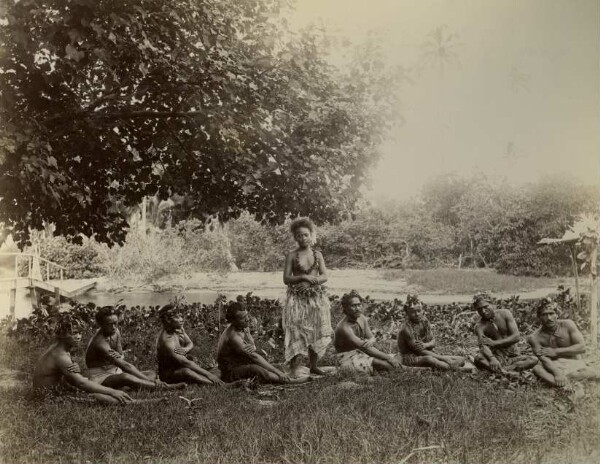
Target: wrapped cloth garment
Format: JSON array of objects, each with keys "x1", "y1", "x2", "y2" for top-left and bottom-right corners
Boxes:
[
  {"x1": 551, "y1": 358, "x2": 588, "y2": 376},
  {"x1": 282, "y1": 283, "x2": 333, "y2": 363},
  {"x1": 86, "y1": 365, "x2": 123, "y2": 384},
  {"x1": 337, "y1": 349, "x2": 375, "y2": 375}
]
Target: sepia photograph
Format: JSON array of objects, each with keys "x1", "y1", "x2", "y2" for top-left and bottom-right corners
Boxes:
[{"x1": 0, "y1": 0, "x2": 598, "y2": 462}]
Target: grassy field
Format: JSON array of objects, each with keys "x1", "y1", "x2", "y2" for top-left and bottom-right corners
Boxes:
[
  {"x1": 0, "y1": 270, "x2": 596, "y2": 464},
  {"x1": 0, "y1": 368, "x2": 598, "y2": 464},
  {"x1": 379, "y1": 268, "x2": 577, "y2": 295},
  {"x1": 0, "y1": 327, "x2": 598, "y2": 464}
]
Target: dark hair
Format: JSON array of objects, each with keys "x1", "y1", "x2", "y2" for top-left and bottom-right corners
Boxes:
[
  {"x1": 536, "y1": 298, "x2": 558, "y2": 318},
  {"x1": 290, "y1": 217, "x2": 315, "y2": 236},
  {"x1": 341, "y1": 290, "x2": 362, "y2": 309},
  {"x1": 95, "y1": 306, "x2": 118, "y2": 325},
  {"x1": 403, "y1": 294, "x2": 422, "y2": 312},
  {"x1": 55, "y1": 316, "x2": 81, "y2": 339},
  {"x1": 225, "y1": 302, "x2": 246, "y2": 323},
  {"x1": 472, "y1": 294, "x2": 492, "y2": 311},
  {"x1": 158, "y1": 304, "x2": 177, "y2": 321}
]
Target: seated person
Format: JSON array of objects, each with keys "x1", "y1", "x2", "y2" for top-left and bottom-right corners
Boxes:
[
  {"x1": 398, "y1": 295, "x2": 467, "y2": 370},
  {"x1": 334, "y1": 291, "x2": 403, "y2": 374},
  {"x1": 33, "y1": 316, "x2": 134, "y2": 405},
  {"x1": 473, "y1": 295, "x2": 538, "y2": 374},
  {"x1": 217, "y1": 302, "x2": 309, "y2": 384},
  {"x1": 86, "y1": 306, "x2": 185, "y2": 390},
  {"x1": 528, "y1": 299, "x2": 598, "y2": 387},
  {"x1": 156, "y1": 304, "x2": 224, "y2": 386}
]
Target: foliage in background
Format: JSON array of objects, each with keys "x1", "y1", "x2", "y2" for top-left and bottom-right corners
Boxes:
[
  {"x1": 3, "y1": 286, "x2": 588, "y2": 373},
  {"x1": 227, "y1": 212, "x2": 293, "y2": 271},
  {"x1": 15, "y1": 176, "x2": 596, "y2": 280},
  {"x1": 20, "y1": 231, "x2": 104, "y2": 279},
  {"x1": 0, "y1": 0, "x2": 401, "y2": 248},
  {"x1": 100, "y1": 220, "x2": 232, "y2": 284}
]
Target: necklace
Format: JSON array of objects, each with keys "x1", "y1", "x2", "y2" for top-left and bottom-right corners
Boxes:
[{"x1": 294, "y1": 248, "x2": 318, "y2": 274}]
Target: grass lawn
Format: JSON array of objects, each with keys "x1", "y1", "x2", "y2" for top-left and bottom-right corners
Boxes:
[
  {"x1": 0, "y1": 369, "x2": 597, "y2": 464},
  {"x1": 0, "y1": 276, "x2": 596, "y2": 464},
  {"x1": 379, "y1": 268, "x2": 577, "y2": 295}
]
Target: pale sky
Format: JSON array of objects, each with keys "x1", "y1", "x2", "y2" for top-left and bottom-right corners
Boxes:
[{"x1": 287, "y1": 0, "x2": 599, "y2": 201}]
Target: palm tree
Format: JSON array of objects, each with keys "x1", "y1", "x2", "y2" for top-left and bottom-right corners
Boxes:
[{"x1": 419, "y1": 25, "x2": 461, "y2": 76}]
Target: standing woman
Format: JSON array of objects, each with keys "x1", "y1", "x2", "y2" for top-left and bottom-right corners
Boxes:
[{"x1": 283, "y1": 217, "x2": 333, "y2": 376}]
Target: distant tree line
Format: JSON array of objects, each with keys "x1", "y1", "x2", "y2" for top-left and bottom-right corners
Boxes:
[
  {"x1": 18, "y1": 175, "x2": 595, "y2": 279},
  {"x1": 228, "y1": 175, "x2": 597, "y2": 277}
]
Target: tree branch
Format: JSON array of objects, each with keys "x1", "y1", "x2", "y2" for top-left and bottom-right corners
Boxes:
[
  {"x1": 44, "y1": 110, "x2": 206, "y2": 125},
  {"x1": 95, "y1": 111, "x2": 206, "y2": 119}
]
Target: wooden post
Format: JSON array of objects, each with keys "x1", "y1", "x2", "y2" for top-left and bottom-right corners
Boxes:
[
  {"x1": 14, "y1": 255, "x2": 18, "y2": 278},
  {"x1": 569, "y1": 244, "x2": 581, "y2": 319},
  {"x1": 590, "y1": 240, "x2": 598, "y2": 348},
  {"x1": 55, "y1": 286, "x2": 61, "y2": 304},
  {"x1": 60, "y1": 269, "x2": 63, "y2": 282},
  {"x1": 9, "y1": 281, "x2": 16, "y2": 319},
  {"x1": 32, "y1": 287, "x2": 39, "y2": 310},
  {"x1": 46, "y1": 263, "x2": 50, "y2": 281}
]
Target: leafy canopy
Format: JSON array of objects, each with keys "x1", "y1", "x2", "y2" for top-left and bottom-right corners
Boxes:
[{"x1": 0, "y1": 0, "x2": 399, "y2": 247}]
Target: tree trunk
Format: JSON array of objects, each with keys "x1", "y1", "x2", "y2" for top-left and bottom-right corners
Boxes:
[
  {"x1": 219, "y1": 221, "x2": 239, "y2": 272},
  {"x1": 480, "y1": 254, "x2": 488, "y2": 268},
  {"x1": 569, "y1": 244, "x2": 581, "y2": 319},
  {"x1": 141, "y1": 196, "x2": 147, "y2": 235},
  {"x1": 590, "y1": 241, "x2": 598, "y2": 348}
]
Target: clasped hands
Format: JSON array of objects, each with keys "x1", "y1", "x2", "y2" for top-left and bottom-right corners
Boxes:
[
  {"x1": 479, "y1": 336, "x2": 498, "y2": 348},
  {"x1": 532, "y1": 347, "x2": 557, "y2": 358},
  {"x1": 295, "y1": 276, "x2": 319, "y2": 288}
]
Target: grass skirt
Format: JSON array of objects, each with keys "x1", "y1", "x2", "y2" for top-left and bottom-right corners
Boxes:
[{"x1": 282, "y1": 284, "x2": 333, "y2": 362}]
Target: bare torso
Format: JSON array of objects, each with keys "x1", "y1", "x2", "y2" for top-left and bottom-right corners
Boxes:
[
  {"x1": 530, "y1": 320, "x2": 580, "y2": 359},
  {"x1": 290, "y1": 248, "x2": 320, "y2": 277},
  {"x1": 334, "y1": 315, "x2": 369, "y2": 353},
  {"x1": 217, "y1": 325, "x2": 255, "y2": 371},
  {"x1": 478, "y1": 309, "x2": 514, "y2": 341},
  {"x1": 33, "y1": 344, "x2": 78, "y2": 388},
  {"x1": 157, "y1": 329, "x2": 185, "y2": 373},
  {"x1": 85, "y1": 329, "x2": 122, "y2": 369},
  {"x1": 398, "y1": 319, "x2": 432, "y2": 355}
]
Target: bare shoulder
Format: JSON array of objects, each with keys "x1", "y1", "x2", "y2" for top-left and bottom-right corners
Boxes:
[
  {"x1": 53, "y1": 349, "x2": 74, "y2": 368},
  {"x1": 228, "y1": 328, "x2": 244, "y2": 343},
  {"x1": 498, "y1": 308, "x2": 516, "y2": 320},
  {"x1": 158, "y1": 330, "x2": 175, "y2": 346},
  {"x1": 88, "y1": 330, "x2": 106, "y2": 347},
  {"x1": 358, "y1": 314, "x2": 369, "y2": 329},
  {"x1": 560, "y1": 318, "x2": 576, "y2": 326},
  {"x1": 334, "y1": 317, "x2": 350, "y2": 334},
  {"x1": 560, "y1": 319, "x2": 579, "y2": 331},
  {"x1": 398, "y1": 322, "x2": 411, "y2": 335}
]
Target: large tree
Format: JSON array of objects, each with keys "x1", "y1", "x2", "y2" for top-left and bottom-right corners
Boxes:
[{"x1": 0, "y1": 0, "x2": 399, "y2": 247}]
